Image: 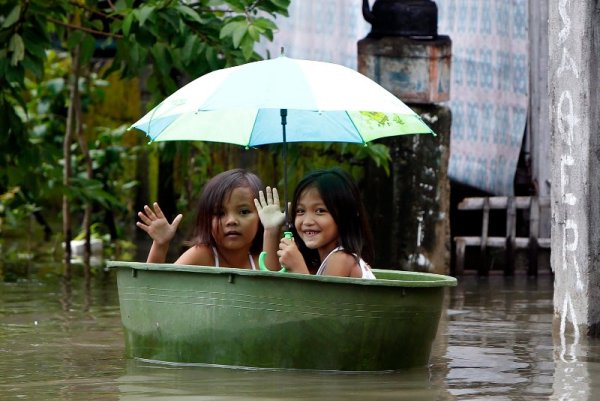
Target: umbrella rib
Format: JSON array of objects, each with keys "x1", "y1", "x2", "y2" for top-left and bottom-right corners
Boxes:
[
  {"x1": 144, "y1": 100, "x2": 169, "y2": 142},
  {"x1": 246, "y1": 111, "x2": 262, "y2": 148},
  {"x1": 344, "y1": 111, "x2": 367, "y2": 145}
]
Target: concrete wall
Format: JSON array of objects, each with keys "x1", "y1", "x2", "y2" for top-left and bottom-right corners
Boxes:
[{"x1": 550, "y1": 0, "x2": 600, "y2": 335}]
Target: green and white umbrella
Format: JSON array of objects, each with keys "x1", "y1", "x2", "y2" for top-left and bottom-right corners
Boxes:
[{"x1": 130, "y1": 55, "x2": 434, "y2": 211}]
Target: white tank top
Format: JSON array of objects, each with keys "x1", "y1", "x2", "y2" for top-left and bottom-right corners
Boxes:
[
  {"x1": 315, "y1": 246, "x2": 376, "y2": 279},
  {"x1": 211, "y1": 247, "x2": 256, "y2": 270}
]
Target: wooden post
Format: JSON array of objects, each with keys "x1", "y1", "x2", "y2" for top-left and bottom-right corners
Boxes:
[
  {"x1": 505, "y1": 196, "x2": 516, "y2": 276},
  {"x1": 479, "y1": 197, "x2": 490, "y2": 276},
  {"x1": 528, "y1": 196, "x2": 540, "y2": 277},
  {"x1": 455, "y1": 238, "x2": 465, "y2": 275}
]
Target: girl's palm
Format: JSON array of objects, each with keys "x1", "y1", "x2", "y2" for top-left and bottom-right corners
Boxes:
[
  {"x1": 137, "y1": 202, "x2": 182, "y2": 245},
  {"x1": 255, "y1": 187, "x2": 286, "y2": 229}
]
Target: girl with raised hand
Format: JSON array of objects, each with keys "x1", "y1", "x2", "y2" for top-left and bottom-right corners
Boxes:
[
  {"x1": 137, "y1": 168, "x2": 272, "y2": 269},
  {"x1": 274, "y1": 168, "x2": 376, "y2": 279}
]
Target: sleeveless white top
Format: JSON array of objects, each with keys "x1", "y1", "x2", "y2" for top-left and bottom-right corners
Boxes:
[
  {"x1": 315, "y1": 246, "x2": 376, "y2": 279},
  {"x1": 211, "y1": 247, "x2": 256, "y2": 270}
]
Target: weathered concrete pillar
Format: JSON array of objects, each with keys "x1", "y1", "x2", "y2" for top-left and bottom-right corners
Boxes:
[
  {"x1": 357, "y1": 32, "x2": 451, "y2": 274},
  {"x1": 550, "y1": 0, "x2": 600, "y2": 339}
]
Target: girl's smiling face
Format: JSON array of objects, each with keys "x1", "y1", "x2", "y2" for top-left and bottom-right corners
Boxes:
[
  {"x1": 211, "y1": 187, "x2": 259, "y2": 252},
  {"x1": 294, "y1": 186, "x2": 339, "y2": 260}
]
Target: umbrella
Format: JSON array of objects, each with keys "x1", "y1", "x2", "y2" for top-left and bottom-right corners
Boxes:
[{"x1": 130, "y1": 55, "x2": 434, "y2": 220}]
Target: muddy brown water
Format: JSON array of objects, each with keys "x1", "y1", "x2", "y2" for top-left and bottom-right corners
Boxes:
[{"x1": 1, "y1": 268, "x2": 599, "y2": 400}]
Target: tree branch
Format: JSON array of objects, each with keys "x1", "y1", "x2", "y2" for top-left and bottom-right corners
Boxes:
[
  {"x1": 68, "y1": 0, "x2": 119, "y2": 21},
  {"x1": 47, "y1": 17, "x2": 123, "y2": 39}
]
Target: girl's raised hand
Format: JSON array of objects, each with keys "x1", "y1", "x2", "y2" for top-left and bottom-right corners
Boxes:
[
  {"x1": 254, "y1": 186, "x2": 286, "y2": 229},
  {"x1": 136, "y1": 202, "x2": 183, "y2": 245}
]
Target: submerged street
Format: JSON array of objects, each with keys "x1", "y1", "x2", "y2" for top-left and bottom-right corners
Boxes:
[{"x1": 1, "y1": 268, "x2": 595, "y2": 400}]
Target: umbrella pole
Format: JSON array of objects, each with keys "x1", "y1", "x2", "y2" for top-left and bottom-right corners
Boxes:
[{"x1": 280, "y1": 108, "x2": 290, "y2": 229}]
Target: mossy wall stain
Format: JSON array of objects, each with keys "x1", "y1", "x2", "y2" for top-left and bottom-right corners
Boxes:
[{"x1": 363, "y1": 104, "x2": 450, "y2": 274}]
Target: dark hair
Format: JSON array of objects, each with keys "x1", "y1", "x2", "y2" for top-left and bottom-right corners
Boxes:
[
  {"x1": 191, "y1": 169, "x2": 264, "y2": 254},
  {"x1": 290, "y1": 168, "x2": 374, "y2": 270}
]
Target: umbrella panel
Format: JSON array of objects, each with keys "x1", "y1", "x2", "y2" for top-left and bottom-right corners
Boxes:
[{"x1": 136, "y1": 109, "x2": 432, "y2": 147}]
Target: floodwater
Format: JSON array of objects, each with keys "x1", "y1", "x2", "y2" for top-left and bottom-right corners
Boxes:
[{"x1": 1, "y1": 268, "x2": 600, "y2": 400}]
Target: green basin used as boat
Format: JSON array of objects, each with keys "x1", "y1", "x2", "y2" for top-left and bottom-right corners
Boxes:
[{"x1": 107, "y1": 261, "x2": 457, "y2": 371}]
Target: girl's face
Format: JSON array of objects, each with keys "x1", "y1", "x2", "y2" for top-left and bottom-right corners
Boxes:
[
  {"x1": 294, "y1": 186, "x2": 339, "y2": 260},
  {"x1": 212, "y1": 187, "x2": 259, "y2": 253}
]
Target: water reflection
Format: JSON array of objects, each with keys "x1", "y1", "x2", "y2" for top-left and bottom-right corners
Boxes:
[
  {"x1": 438, "y1": 274, "x2": 556, "y2": 399},
  {"x1": 118, "y1": 360, "x2": 449, "y2": 401},
  {"x1": 554, "y1": 329, "x2": 592, "y2": 400},
  {"x1": 4, "y1": 270, "x2": 600, "y2": 400},
  {"x1": 0, "y1": 276, "x2": 123, "y2": 400}
]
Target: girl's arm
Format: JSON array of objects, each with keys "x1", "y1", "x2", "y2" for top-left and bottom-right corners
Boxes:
[
  {"x1": 254, "y1": 187, "x2": 286, "y2": 271},
  {"x1": 136, "y1": 202, "x2": 182, "y2": 263},
  {"x1": 174, "y1": 244, "x2": 214, "y2": 266},
  {"x1": 319, "y1": 252, "x2": 360, "y2": 278}
]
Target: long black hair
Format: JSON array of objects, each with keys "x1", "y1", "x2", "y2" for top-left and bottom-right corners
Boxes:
[
  {"x1": 290, "y1": 168, "x2": 374, "y2": 271},
  {"x1": 190, "y1": 168, "x2": 264, "y2": 254}
]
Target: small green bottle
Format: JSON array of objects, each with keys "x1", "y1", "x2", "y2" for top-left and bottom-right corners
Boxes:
[{"x1": 258, "y1": 232, "x2": 292, "y2": 272}]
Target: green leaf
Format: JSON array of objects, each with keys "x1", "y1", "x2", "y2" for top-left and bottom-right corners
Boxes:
[
  {"x1": 224, "y1": 0, "x2": 245, "y2": 12},
  {"x1": 128, "y1": 43, "x2": 140, "y2": 67},
  {"x1": 205, "y1": 46, "x2": 218, "y2": 70},
  {"x1": 219, "y1": 20, "x2": 238, "y2": 39},
  {"x1": 135, "y1": 28, "x2": 155, "y2": 47},
  {"x1": 247, "y1": 25, "x2": 260, "y2": 41},
  {"x1": 1, "y1": 4, "x2": 21, "y2": 29},
  {"x1": 122, "y1": 13, "x2": 134, "y2": 36},
  {"x1": 21, "y1": 57, "x2": 44, "y2": 81},
  {"x1": 240, "y1": 34, "x2": 254, "y2": 59},
  {"x1": 8, "y1": 34, "x2": 25, "y2": 66},
  {"x1": 231, "y1": 23, "x2": 247, "y2": 48},
  {"x1": 21, "y1": 31, "x2": 47, "y2": 60},
  {"x1": 263, "y1": 29, "x2": 273, "y2": 41},
  {"x1": 361, "y1": 143, "x2": 391, "y2": 175},
  {"x1": 176, "y1": 5, "x2": 203, "y2": 24},
  {"x1": 261, "y1": 0, "x2": 289, "y2": 17},
  {"x1": 271, "y1": 0, "x2": 291, "y2": 9},
  {"x1": 135, "y1": 6, "x2": 155, "y2": 26},
  {"x1": 0, "y1": 53, "x2": 7, "y2": 76},
  {"x1": 66, "y1": 30, "x2": 84, "y2": 50},
  {"x1": 182, "y1": 35, "x2": 197, "y2": 58},
  {"x1": 88, "y1": 19, "x2": 104, "y2": 31},
  {"x1": 79, "y1": 34, "x2": 96, "y2": 65},
  {"x1": 114, "y1": 0, "x2": 130, "y2": 12},
  {"x1": 159, "y1": 9, "x2": 179, "y2": 31},
  {"x1": 5, "y1": 64, "x2": 24, "y2": 89},
  {"x1": 253, "y1": 17, "x2": 278, "y2": 31},
  {"x1": 151, "y1": 45, "x2": 169, "y2": 76}
]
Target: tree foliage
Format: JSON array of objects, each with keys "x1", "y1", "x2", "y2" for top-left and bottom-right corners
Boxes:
[
  {"x1": 0, "y1": 0, "x2": 290, "y2": 258},
  {"x1": 1, "y1": 0, "x2": 290, "y2": 126},
  {"x1": 0, "y1": 0, "x2": 393, "y2": 270}
]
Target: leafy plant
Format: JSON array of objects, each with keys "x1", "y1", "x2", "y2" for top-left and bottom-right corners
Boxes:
[{"x1": 0, "y1": 0, "x2": 291, "y2": 271}]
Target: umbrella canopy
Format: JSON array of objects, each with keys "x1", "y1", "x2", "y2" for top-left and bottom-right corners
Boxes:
[
  {"x1": 130, "y1": 55, "x2": 434, "y2": 145},
  {"x1": 130, "y1": 56, "x2": 434, "y2": 223}
]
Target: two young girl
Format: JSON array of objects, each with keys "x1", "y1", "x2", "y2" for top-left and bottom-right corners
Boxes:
[{"x1": 137, "y1": 168, "x2": 375, "y2": 279}]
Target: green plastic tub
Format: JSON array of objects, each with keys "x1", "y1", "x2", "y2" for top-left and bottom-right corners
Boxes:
[{"x1": 107, "y1": 261, "x2": 456, "y2": 371}]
